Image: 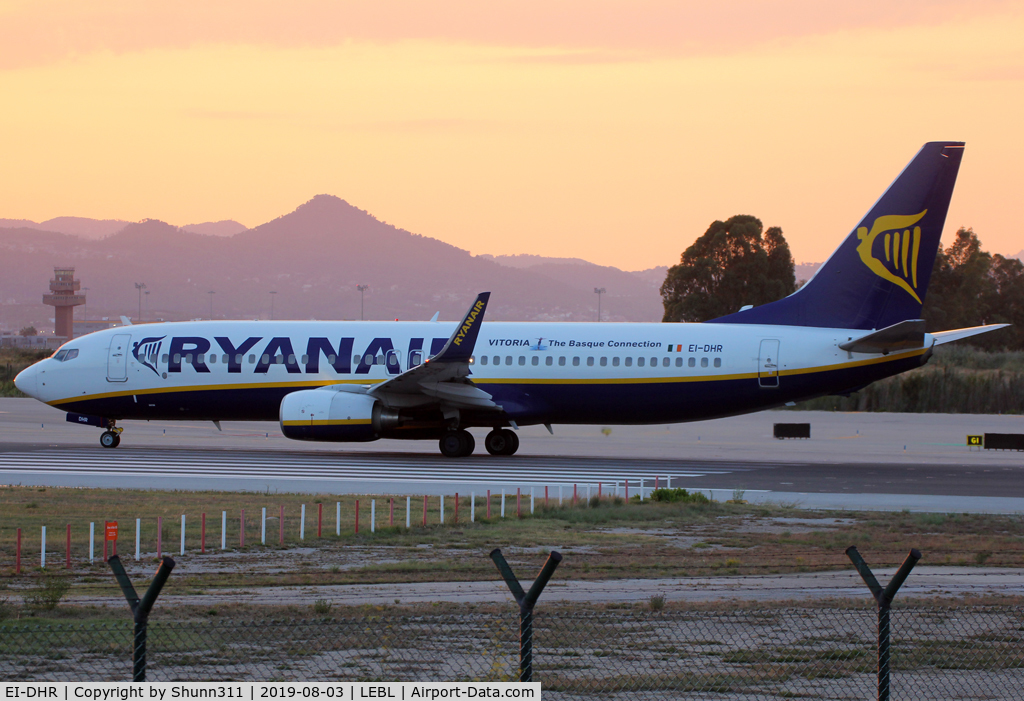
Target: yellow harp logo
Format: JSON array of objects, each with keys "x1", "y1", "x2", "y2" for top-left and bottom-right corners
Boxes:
[{"x1": 856, "y1": 210, "x2": 928, "y2": 304}]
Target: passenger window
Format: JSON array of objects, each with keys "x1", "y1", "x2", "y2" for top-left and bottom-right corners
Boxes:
[
  {"x1": 531, "y1": 356, "x2": 539, "y2": 366},
  {"x1": 480, "y1": 356, "x2": 488, "y2": 365},
  {"x1": 235, "y1": 354, "x2": 243, "y2": 364},
  {"x1": 492, "y1": 356, "x2": 500, "y2": 365},
  {"x1": 276, "y1": 355, "x2": 285, "y2": 365},
  {"x1": 701, "y1": 357, "x2": 709, "y2": 367},
  {"x1": 546, "y1": 356, "x2": 553, "y2": 366},
  {"x1": 410, "y1": 351, "x2": 423, "y2": 367},
  {"x1": 185, "y1": 353, "x2": 194, "y2": 364},
  {"x1": 162, "y1": 354, "x2": 169, "y2": 364},
  {"x1": 518, "y1": 356, "x2": 525, "y2": 366},
  {"x1": 248, "y1": 354, "x2": 255, "y2": 364},
  {"x1": 209, "y1": 354, "x2": 216, "y2": 364},
  {"x1": 675, "y1": 357, "x2": 682, "y2": 367},
  {"x1": 262, "y1": 354, "x2": 270, "y2": 364},
  {"x1": 375, "y1": 354, "x2": 384, "y2": 365},
  {"x1": 625, "y1": 357, "x2": 632, "y2": 367},
  {"x1": 714, "y1": 357, "x2": 722, "y2": 368},
  {"x1": 198, "y1": 354, "x2": 205, "y2": 364},
  {"x1": 327, "y1": 354, "x2": 335, "y2": 364},
  {"x1": 688, "y1": 357, "x2": 696, "y2": 367},
  {"x1": 663, "y1": 357, "x2": 670, "y2": 367},
  {"x1": 587, "y1": 357, "x2": 595, "y2": 366},
  {"x1": 650, "y1": 357, "x2": 657, "y2": 366},
  {"x1": 637, "y1": 357, "x2": 645, "y2": 367},
  {"x1": 599, "y1": 357, "x2": 607, "y2": 367},
  {"x1": 222, "y1": 354, "x2": 229, "y2": 364},
  {"x1": 174, "y1": 354, "x2": 182, "y2": 364},
  {"x1": 354, "y1": 355, "x2": 361, "y2": 366},
  {"x1": 572, "y1": 357, "x2": 580, "y2": 366},
  {"x1": 558, "y1": 357, "x2": 566, "y2": 366},
  {"x1": 612, "y1": 357, "x2": 620, "y2": 367},
  {"x1": 364, "y1": 354, "x2": 373, "y2": 365}
]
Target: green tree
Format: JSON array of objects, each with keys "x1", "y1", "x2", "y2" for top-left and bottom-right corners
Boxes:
[
  {"x1": 18, "y1": 326, "x2": 37, "y2": 337},
  {"x1": 922, "y1": 227, "x2": 1022, "y2": 349},
  {"x1": 660, "y1": 215, "x2": 796, "y2": 322}
]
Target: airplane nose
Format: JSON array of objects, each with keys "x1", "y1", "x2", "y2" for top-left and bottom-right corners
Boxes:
[{"x1": 13, "y1": 364, "x2": 39, "y2": 398}]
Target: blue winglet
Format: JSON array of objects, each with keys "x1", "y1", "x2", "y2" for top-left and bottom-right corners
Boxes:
[{"x1": 430, "y1": 292, "x2": 490, "y2": 363}]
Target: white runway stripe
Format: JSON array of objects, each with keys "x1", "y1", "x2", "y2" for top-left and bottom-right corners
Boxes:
[{"x1": 0, "y1": 448, "x2": 763, "y2": 485}]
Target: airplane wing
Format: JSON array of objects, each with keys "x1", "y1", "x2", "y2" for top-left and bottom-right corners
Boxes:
[{"x1": 368, "y1": 292, "x2": 500, "y2": 411}]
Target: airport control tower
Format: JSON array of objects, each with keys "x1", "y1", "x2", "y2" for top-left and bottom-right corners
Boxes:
[{"x1": 42, "y1": 267, "x2": 85, "y2": 340}]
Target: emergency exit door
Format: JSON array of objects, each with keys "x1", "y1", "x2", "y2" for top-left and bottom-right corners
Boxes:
[
  {"x1": 758, "y1": 339, "x2": 780, "y2": 388},
  {"x1": 107, "y1": 334, "x2": 131, "y2": 382}
]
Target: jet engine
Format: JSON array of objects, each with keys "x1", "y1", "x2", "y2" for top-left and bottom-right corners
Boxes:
[{"x1": 279, "y1": 389, "x2": 381, "y2": 442}]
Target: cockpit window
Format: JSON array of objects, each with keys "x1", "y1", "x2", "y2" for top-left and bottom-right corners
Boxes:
[{"x1": 52, "y1": 349, "x2": 79, "y2": 362}]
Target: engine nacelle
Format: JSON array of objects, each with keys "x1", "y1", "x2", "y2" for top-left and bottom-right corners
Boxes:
[{"x1": 279, "y1": 389, "x2": 380, "y2": 442}]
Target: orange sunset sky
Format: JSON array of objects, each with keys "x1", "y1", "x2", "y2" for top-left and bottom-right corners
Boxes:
[{"x1": 1, "y1": 0, "x2": 1021, "y2": 270}]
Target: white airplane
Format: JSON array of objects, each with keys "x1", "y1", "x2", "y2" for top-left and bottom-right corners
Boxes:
[{"x1": 15, "y1": 141, "x2": 1006, "y2": 457}]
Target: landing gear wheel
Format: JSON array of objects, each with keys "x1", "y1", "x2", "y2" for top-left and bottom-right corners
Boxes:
[
  {"x1": 485, "y1": 429, "x2": 520, "y2": 456},
  {"x1": 439, "y1": 429, "x2": 475, "y2": 458},
  {"x1": 100, "y1": 431, "x2": 120, "y2": 449},
  {"x1": 501, "y1": 429, "x2": 519, "y2": 456}
]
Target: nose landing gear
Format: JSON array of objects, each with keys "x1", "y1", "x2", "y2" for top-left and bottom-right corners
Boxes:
[{"x1": 100, "y1": 425, "x2": 123, "y2": 449}]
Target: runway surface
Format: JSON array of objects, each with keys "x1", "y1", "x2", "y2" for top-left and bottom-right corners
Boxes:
[{"x1": 3, "y1": 398, "x2": 1024, "y2": 512}]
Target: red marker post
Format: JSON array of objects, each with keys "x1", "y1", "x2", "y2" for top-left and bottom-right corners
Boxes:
[
  {"x1": 279, "y1": 505, "x2": 284, "y2": 545},
  {"x1": 317, "y1": 503, "x2": 323, "y2": 538},
  {"x1": 455, "y1": 493, "x2": 459, "y2": 524},
  {"x1": 105, "y1": 521, "x2": 119, "y2": 561},
  {"x1": 355, "y1": 500, "x2": 360, "y2": 534}
]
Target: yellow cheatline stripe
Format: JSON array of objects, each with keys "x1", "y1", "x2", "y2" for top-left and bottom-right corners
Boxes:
[
  {"x1": 47, "y1": 378, "x2": 381, "y2": 407},
  {"x1": 281, "y1": 419, "x2": 372, "y2": 427},
  {"x1": 48, "y1": 347, "x2": 927, "y2": 403}
]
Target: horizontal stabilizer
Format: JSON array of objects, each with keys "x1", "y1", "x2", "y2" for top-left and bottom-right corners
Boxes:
[
  {"x1": 839, "y1": 320, "x2": 925, "y2": 354},
  {"x1": 932, "y1": 324, "x2": 1010, "y2": 346}
]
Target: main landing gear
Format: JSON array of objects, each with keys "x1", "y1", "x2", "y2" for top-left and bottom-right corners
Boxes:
[
  {"x1": 438, "y1": 428, "x2": 520, "y2": 458},
  {"x1": 100, "y1": 425, "x2": 123, "y2": 449},
  {"x1": 439, "y1": 430, "x2": 475, "y2": 458},
  {"x1": 484, "y1": 428, "x2": 519, "y2": 456}
]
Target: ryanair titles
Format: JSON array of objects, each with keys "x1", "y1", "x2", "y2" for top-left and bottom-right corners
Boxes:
[{"x1": 133, "y1": 336, "x2": 451, "y2": 377}]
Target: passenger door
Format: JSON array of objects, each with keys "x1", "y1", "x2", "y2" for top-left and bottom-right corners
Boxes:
[
  {"x1": 758, "y1": 339, "x2": 780, "y2": 388},
  {"x1": 107, "y1": 334, "x2": 131, "y2": 382}
]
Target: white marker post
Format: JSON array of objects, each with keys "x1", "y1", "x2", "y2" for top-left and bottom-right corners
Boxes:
[
  {"x1": 559, "y1": 486, "x2": 563, "y2": 505},
  {"x1": 406, "y1": 496, "x2": 411, "y2": 528},
  {"x1": 300, "y1": 504, "x2": 306, "y2": 540},
  {"x1": 336, "y1": 502, "x2": 341, "y2": 536},
  {"x1": 531, "y1": 488, "x2": 535, "y2": 514},
  {"x1": 89, "y1": 522, "x2": 95, "y2": 562},
  {"x1": 640, "y1": 478, "x2": 644, "y2": 502},
  {"x1": 440, "y1": 496, "x2": 445, "y2": 525},
  {"x1": 371, "y1": 500, "x2": 376, "y2": 533},
  {"x1": 41, "y1": 526, "x2": 46, "y2": 568},
  {"x1": 135, "y1": 518, "x2": 141, "y2": 561},
  {"x1": 180, "y1": 515, "x2": 186, "y2": 555},
  {"x1": 221, "y1": 511, "x2": 226, "y2": 550},
  {"x1": 471, "y1": 492, "x2": 475, "y2": 523},
  {"x1": 501, "y1": 490, "x2": 505, "y2": 518},
  {"x1": 262, "y1": 507, "x2": 267, "y2": 544}
]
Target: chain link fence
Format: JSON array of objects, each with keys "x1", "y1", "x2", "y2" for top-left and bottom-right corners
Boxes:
[{"x1": 2, "y1": 606, "x2": 1023, "y2": 697}]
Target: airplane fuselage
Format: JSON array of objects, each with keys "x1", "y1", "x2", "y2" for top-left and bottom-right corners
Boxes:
[{"x1": 22, "y1": 320, "x2": 931, "y2": 428}]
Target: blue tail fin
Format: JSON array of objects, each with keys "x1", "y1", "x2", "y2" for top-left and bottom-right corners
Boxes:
[{"x1": 710, "y1": 141, "x2": 964, "y2": 330}]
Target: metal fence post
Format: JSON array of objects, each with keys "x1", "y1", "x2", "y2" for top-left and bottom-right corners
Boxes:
[
  {"x1": 847, "y1": 545, "x2": 922, "y2": 701},
  {"x1": 109, "y1": 555, "x2": 176, "y2": 681},
  {"x1": 490, "y1": 548, "x2": 563, "y2": 682}
]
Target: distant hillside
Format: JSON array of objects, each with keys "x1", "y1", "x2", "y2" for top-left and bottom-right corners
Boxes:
[
  {"x1": 0, "y1": 217, "x2": 127, "y2": 239},
  {"x1": 0, "y1": 196, "x2": 664, "y2": 332},
  {"x1": 182, "y1": 220, "x2": 248, "y2": 236}
]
